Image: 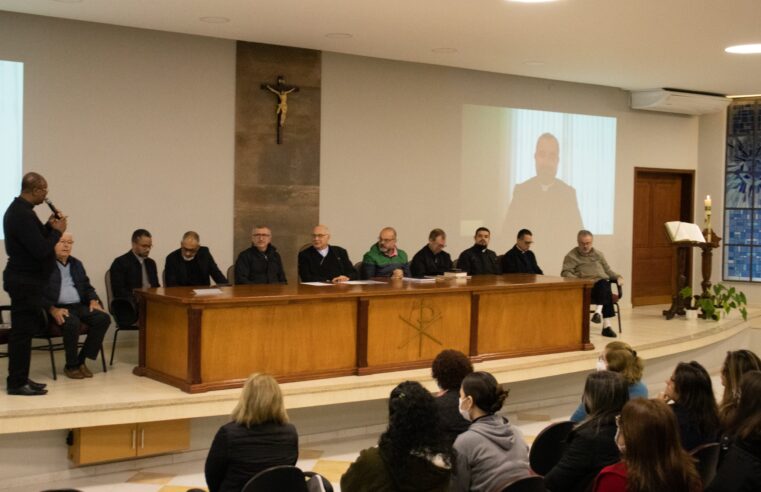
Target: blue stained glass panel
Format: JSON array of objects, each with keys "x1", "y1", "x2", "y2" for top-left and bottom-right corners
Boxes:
[
  {"x1": 726, "y1": 136, "x2": 754, "y2": 208},
  {"x1": 754, "y1": 211, "x2": 761, "y2": 245},
  {"x1": 730, "y1": 103, "x2": 755, "y2": 135},
  {"x1": 726, "y1": 209, "x2": 752, "y2": 245},
  {"x1": 725, "y1": 246, "x2": 751, "y2": 280},
  {"x1": 753, "y1": 248, "x2": 761, "y2": 281}
]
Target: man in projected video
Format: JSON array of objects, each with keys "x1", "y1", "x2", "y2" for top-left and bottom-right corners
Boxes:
[{"x1": 503, "y1": 133, "x2": 584, "y2": 267}]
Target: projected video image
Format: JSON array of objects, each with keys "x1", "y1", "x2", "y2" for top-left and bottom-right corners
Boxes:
[{"x1": 0, "y1": 60, "x2": 24, "y2": 241}]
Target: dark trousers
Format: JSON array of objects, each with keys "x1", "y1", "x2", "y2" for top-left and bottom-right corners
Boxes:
[
  {"x1": 52, "y1": 303, "x2": 110, "y2": 368},
  {"x1": 591, "y1": 279, "x2": 615, "y2": 318},
  {"x1": 5, "y1": 281, "x2": 46, "y2": 389}
]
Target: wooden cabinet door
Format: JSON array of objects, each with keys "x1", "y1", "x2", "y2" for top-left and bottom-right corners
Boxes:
[
  {"x1": 136, "y1": 419, "x2": 190, "y2": 457},
  {"x1": 70, "y1": 424, "x2": 136, "y2": 465}
]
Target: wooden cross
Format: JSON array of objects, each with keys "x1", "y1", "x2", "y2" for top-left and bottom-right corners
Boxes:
[{"x1": 260, "y1": 75, "x2": 299, "y2": 144}]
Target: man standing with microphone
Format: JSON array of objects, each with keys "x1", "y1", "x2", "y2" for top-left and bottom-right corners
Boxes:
[{"x1": 3, "y1": 172, "x2": 67, "y2": 395}]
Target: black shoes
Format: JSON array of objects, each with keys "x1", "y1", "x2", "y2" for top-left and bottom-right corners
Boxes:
[
  {"x1": 7, "y1": 384, "x2": 48, "y2": 396},
  {"x1": 27, "y1": 379, "x2": 47, "y2": 391},
  {"x1": 601, "y1": 327, "x2": 617, "y2": 338},
  {"x1": 591, "y1": 313, "x2": 602, "y2": 324}
]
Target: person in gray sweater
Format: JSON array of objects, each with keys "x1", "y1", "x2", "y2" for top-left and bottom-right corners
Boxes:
[{"x1": 452, "y1": 371, "x2": 531, "y2": 492}]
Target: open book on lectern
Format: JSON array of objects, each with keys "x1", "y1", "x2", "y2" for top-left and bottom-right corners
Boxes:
[{"x1": 664, "y1": 221, "x2": 706, "y2": 244}]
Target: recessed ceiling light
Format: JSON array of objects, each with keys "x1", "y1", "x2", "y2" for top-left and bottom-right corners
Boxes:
[
  {"x1": 325, "y1": 33, "x2": 353, "y2": 39},
  {"x1": 507, "y1": 0, "x2": 559, "y2": 3},
  {"x1": 725, "y1": 44, "x2": 761, "y2": 54},
  {"x1": 51, "y1": 0, "x2": 83, "y2": 3},
  {"x1": 728, "y1": 94, "x2": 761, "y2": 99},
  {"x1": 199, "y1": 16, "x2": 230, "y2": 24},
  {"x1": 524, "y1": 60, "x2": 546, "y2": 66},
  {"x1": 432, "y1": 48, "x2": 458, "y2": 54}
]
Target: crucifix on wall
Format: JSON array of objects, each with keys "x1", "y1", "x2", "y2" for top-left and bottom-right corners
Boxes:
[{"x1": 260, "y1": 75, "x2": 299, "y2": 144}]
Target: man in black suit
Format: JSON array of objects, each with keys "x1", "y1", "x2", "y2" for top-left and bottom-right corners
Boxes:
[
  {"x1": 3, "y1": 172, "x2": 67, "y2": 395},
  {"x1": 501, "y1": 228, "x2": 544, "y2": 275},
  {"x1": 109, "y1": 229, "x2": 159, "y2": 326},
  {"x1": 457, "y1": 227, "x2": 500, "y2": 276},
  {"x1": 164, "y1": 231, "x2": 227, "y2": 287},
  {"x1": 298, "y1": 225, "x2": 357, "y2": 283},
  {"x1": 234, "y1": 225, "x2": 287, "y2": 284},
  {"x1": 43, "y1": 232, "x2": 110, "y2": 379}
]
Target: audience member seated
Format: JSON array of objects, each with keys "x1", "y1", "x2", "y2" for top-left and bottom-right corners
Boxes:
[
  {"x1": 706, "y1": 371, "x2": 761, "y2": 492},
  {"x1": 431, "y1": 349, "x2": 474, "y2": 446},
  {"x1": 561, "y1": 230, "x2": 623, "y2": 338},
  {"x1": 593, "y1": 398, "x2": 701, "y2": 492},
  {"x1": 660, "y1": 361, "x2": 719, "y2": 451},
  {"x1": 204, "y1": 373, "x2": 298, "y2": 492},
  {"x1": 544, "y1": 371, "x2": 628, "y2": 492},
  {"x1": 718, "y1": 350, "x2": 761, "y2": 433},
  {"x1": 234, "y1": 225, "x2": 287, "y2": 284},
  {"x1": 501, "y1": 228, "x2": 543, "y2": 274},
  {"x1": 452, "y1": 371, "x2": 530, "y2": 491},
  {"x1": 361, "y1": 226, "x2": 410, "y2": 279},
  {"x1": 457, "y1": 227, "x2": 500, "y2": 276},
  {"x1": 571, "y1": 341, "x2": 646, "y2": 422},
  {"x1": 109, "y1": 229, "x2": 159, "y2": 326},
  {"x1": 410, "y1": 228, "x2": 453, "y2": 278},
  {"x1": 42, "y1": 233, "x2": 110, "y2": 379},
  {"x1": 298, "y1": 224, "x2": 357, "y2": 283},
  {"x1": 164, "y1": 231, "x2": 227, "y2": 287},
  {"x1": 340, "y1": 380, "x2": 453, "y2": 491}
]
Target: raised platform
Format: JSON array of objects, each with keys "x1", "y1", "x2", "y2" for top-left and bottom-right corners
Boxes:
[{"x1": 1, "y1": 304, "x2": 758, "y2": 434}]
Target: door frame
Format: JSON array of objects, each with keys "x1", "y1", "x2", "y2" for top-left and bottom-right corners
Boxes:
[{"x1": 631, "y1": 167, "x2": 695, "y2": 306}]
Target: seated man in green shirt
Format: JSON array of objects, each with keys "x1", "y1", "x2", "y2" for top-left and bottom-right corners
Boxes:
[{"x1": 362, "y1": 227, "x2": 410, "y2": 279}]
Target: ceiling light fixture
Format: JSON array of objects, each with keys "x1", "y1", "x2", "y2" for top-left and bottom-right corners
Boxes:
[
  {"x1": 507, "y1": 0, "x2": 559, "y2": 3},
  {"x1": 325, "y1": 33, "x2": 353, "y2": 39},
  {"x1": 727, "y1": 94, "x2": 761, "y2": 99},
  {"x1": 725, "y1": 44, "x2": 761, "y2": 54},
  {"x1": 51, "y1": 0, "x2": 84, "y2": 3},
  {"x1": 524, "y1": 60, "x2": 546, "y2": 66},
  {"x1": 432, "y1": 48, "x2": 458, "y2": 54},
  {"x1": 199, "y1": 16, "x2": 230, "y2": 24}
]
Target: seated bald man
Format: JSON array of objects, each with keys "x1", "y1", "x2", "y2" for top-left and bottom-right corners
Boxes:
[
  {"x1": 164, "y1": 231, "x2": 227, "y2": 287},
  {"x1": 43, "y1": 233, "x2": 110, "y2": 379},
  {"x1": 361, "y1": 227, "x2": 410, "y2": 279},
  {"x1": 298, "y1": 225, "x2": 358, "y2": 283}
]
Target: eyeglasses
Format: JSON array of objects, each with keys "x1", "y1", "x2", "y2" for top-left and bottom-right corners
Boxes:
[
  {"x1": 252, "y1": 234, "x2": 271, "y2": 238},
  {"x1": 379, "y1": 237, "x2": 395, "y2": 243},
  {"x1": 311, "y1": 234, "x2": 327, "y2": 238},
  {"x1": 59, "y1": 240, "x2": 74, "y2": 245}
]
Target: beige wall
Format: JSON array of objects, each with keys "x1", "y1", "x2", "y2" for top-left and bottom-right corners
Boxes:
[{"x1": 0, "y1": 12, "x2": 236, "y2": 304}]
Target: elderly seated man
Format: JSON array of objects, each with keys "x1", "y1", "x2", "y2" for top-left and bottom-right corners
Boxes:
[
  {"x1": 43, "y1": 233, "x2": 110, "y2": 379},
  {"x1": 298, "y1": 225, "x2": 357, "y2": 283},
  {"x1": 362, "y1": 227, "x2": 410, "y2": 279},
  {"x1": 164, "y1": 231, "x2": 227, "y2": 287},
  {"x1": 561, "y1": 230, "x2": 623, "y2": 338}
]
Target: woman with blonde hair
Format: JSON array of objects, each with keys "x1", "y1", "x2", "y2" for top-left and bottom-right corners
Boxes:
[
  {"x1": 593, "y1": 398, "x2": 701, "y2": 492},
  {"x1": 571, "y1": 341, "x2": 646, "y2": 422},
  {"x1": 205, "y1": 373, "x2": 298, "y2": 492}
]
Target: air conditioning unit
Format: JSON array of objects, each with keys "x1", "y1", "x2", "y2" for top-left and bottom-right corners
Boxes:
[{"x1": 630, "y1": 88, "x2": 729, "y2": 115}]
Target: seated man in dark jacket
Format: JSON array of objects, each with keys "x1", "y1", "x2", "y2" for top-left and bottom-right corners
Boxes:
[
  {"x1": 164, "y1": 231, "x2": 227, "y2": 287},
  {"x1": 109, "y1": 229, "x2": 160, "y2": 326},
  {"x1": 235, "y1": 225, "x2": 287, "y2": 284},
  {"x1": 411, "y1": 228, "x2": 453, "y2": 278},
  {"x1": 44, "y1": 233, "x2": 110, "y2": 379},
  {"x1": 501, "y1": 228, "x2": 543, "y2": 274},
  {"x1": 298, "y1": 224, "x2": 357, "y2": 283},
  {"x1": 457, "y1": 227, "x2": 500, "y2": 275}
]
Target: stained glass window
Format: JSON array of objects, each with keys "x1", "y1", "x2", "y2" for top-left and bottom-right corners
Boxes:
[{"x1": 725, "y1": 100, "x2": 761, "y2": 281}]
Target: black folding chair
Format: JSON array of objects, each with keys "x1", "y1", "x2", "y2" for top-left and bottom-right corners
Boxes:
[{"x1": 529, "y1": 420, "x2": 575, "y2": 476}]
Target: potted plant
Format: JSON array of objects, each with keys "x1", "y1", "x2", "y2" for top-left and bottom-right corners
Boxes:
[
  {"x1": 679, "y1": 287, "x2": 700, "y2": 320},
  {"x1": 694, "y1": 284, "x2": 748, "y2": 321}
]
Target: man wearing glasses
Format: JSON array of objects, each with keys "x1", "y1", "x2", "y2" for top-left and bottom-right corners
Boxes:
[
  {"x1": 234, "y1": 225, "x2": 287, "y2": 284},
  {"x1": 361, "y1": 227, "x2": 410, "y2": 279},
  {"x1": 298, "y1": 225, "x2": 357, "y2": 283},
  {"x1": 164, "y1": 231, "x2": 227, "y2": 287}
]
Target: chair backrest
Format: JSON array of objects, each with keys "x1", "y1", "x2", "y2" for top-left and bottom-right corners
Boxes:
[
  {"x1": 354, "y1": 262, "x2": 364, "y2": 279},
  {"x1": 161, "y1": 268, "x2": 166, "y2": 286},
  {"x1": 226, "y1": 265, "x2": 235, "y2": 286},
  {"x1": 242, "y1": 465, "x2": 308, "y2": 492},
  {"x1": 104, "y1": 270, "x2": 114, "y2": 313},
  {"x1": 690, "y1": 442, "x2": 721, "y2": 487},
  {"x1": 500, "y1": 475, "x2": 547, "y2": 492},
  {"x1": 529, "y1": 420, "x2": 575, "y2": 476}
]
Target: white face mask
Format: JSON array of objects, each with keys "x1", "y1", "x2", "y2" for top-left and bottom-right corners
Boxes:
[
  {"x1": 458, "y1": 396, "x2": 472, "y2": 422},
  {"x1": 596, "y1": 357, "x2": 607, "y2": 372}
]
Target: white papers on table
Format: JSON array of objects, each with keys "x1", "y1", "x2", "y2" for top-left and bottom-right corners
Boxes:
[
  {"x1": 344, "y1": 280, "x2": 386, "y2": 285},
  {"x1": 300, "y1": 282, "x2": 335, "y2": 287},
  {"x1": 192, "y1": 288, "x2": 224, "y2": 296},
  {"x1": 404, "y1": 277, "x2": 436, "y2": 283}
]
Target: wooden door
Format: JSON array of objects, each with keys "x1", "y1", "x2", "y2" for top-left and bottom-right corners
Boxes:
[
  {"x1": 136, "y1": 419, "x2": 190, "y2": 457},
  {"x1": 69, "y1": 423, "x2": 136, "y2": 465},
  {"x1": 631, "y1": 170, "x2": 693, "y2": 306}
]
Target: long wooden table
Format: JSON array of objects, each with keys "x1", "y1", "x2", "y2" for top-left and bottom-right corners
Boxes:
[{"x1": 133, "y1": 275, "x2": 594, "y2": 393}]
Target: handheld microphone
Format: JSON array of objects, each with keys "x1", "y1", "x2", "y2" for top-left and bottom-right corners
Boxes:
[{"x1": 44, "y1": 198, "x2": 63, "y2": 219}]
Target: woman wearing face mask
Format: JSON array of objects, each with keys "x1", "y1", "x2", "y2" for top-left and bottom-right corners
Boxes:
[
  {"x1": 593, "y1": 398, "x2": 701, "y2": 492},
  {"x1": 451, "y1": 371, "x2": 530, "y2": 492},
  {"x1": 661, "y1": 361, "x2": 719, "y2": 451},
  {"x1": 543, "y1": 371, "x2": 629, "y2": 492},
  {"x1": 571, "y1": 341, "x2": 647, "y2": 422}
]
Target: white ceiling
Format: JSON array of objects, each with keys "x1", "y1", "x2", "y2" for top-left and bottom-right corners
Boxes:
[{"x1": 2, "y1": 0, "x2": 761, "y2": 96}]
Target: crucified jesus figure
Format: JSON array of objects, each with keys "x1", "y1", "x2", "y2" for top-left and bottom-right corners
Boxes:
[{"x1": 266, "y1": 84, "x2": 296, "y2": 127}]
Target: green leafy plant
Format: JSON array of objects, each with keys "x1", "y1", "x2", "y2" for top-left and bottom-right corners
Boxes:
[
  {"x1": 679, "y1": 286, "x2": 699, "y2": 310},
  {"x1": 693, "y1": 284, "x2": 748, "y2": 321}
]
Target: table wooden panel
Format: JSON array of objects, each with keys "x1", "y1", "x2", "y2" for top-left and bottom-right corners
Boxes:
[{"x1": 134, "y1": 275, "x2": 593, "y2": 393}]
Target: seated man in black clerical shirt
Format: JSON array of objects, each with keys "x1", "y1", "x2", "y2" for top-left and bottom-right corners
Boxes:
[
  {"x1": 164, "y1": 231, "x2": 227, "y2": 287},
  {"x1": 457, "y1": 227, "x2": 500, "y2": 275},
  {"x1": 44, "y1": 232, "x2": 110, "y2": 379},
  {"x1": 501, "y1": 228, "x2": 543, "y2": 274},
  {"x1": 234, "y1": 225, "x2": 287, "y2": 284},
  {"x1": 298, "y1": 224, "x2": 357, "y2": 283},
  {"x1": 410, "y1": 228, "x2": 453, "y2": 278},
  {"x1": 109, "y1": 229, "x2": 159, "y2": 326}
]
